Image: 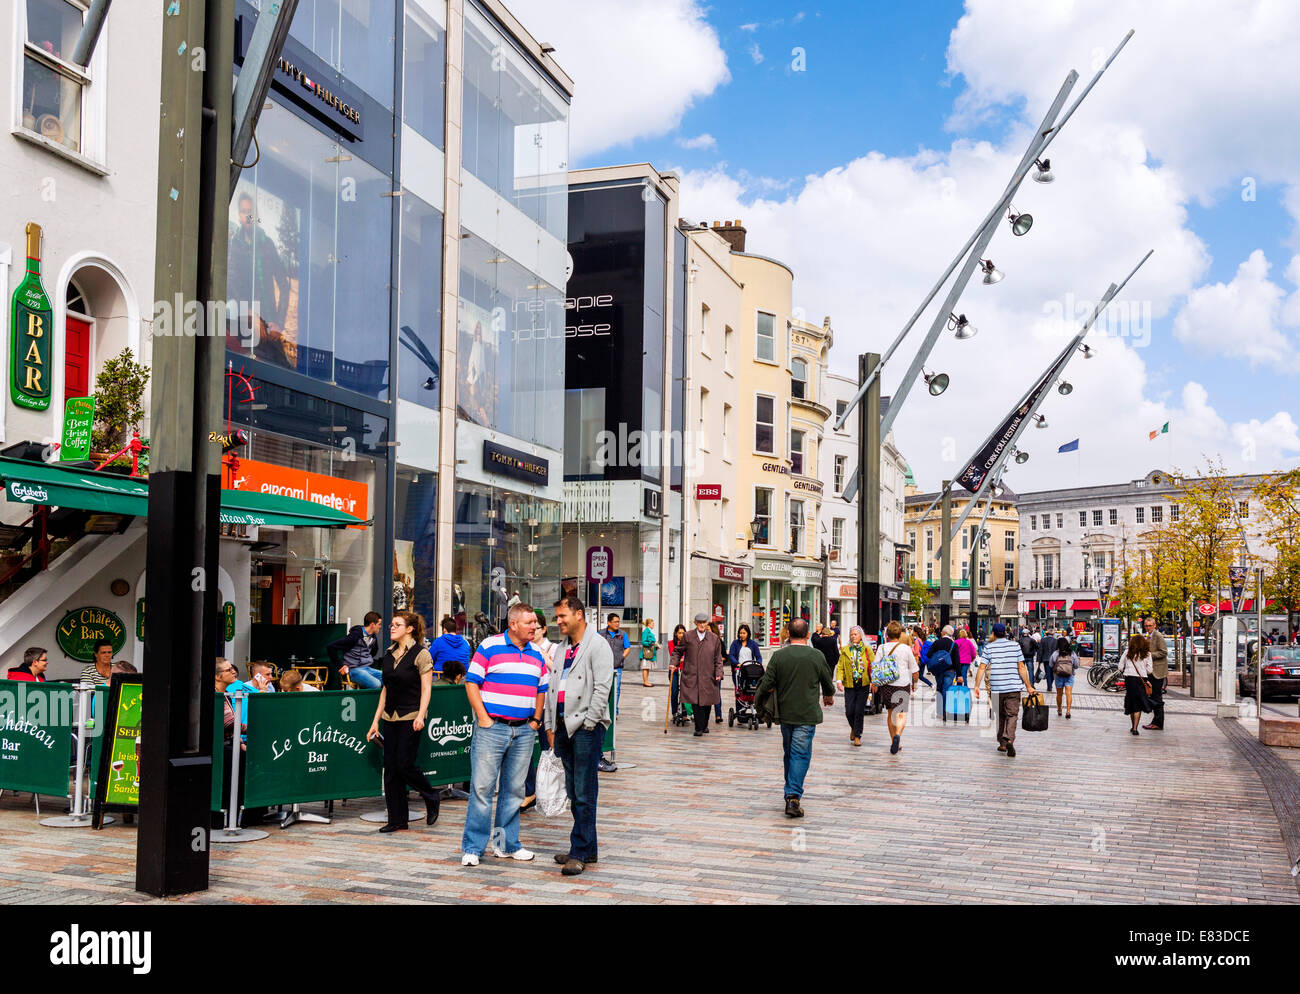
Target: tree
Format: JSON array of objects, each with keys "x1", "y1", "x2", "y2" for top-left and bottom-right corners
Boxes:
[
  {"x1": 907, "y1": 577, "x2": 933, "y2": 615},
  {"x1": 1130, "y1": 524, "x2": 1187, "y2": 624},
  {"x1": 91, "y1": 348, "x2": 151, "y2": 457},
  {"x1": 1167, "y1": 461, "x2": 1242, "y2": 622},
  {"x1": 1253, "y1": 469, "x2": 1300, "y2": 638}
]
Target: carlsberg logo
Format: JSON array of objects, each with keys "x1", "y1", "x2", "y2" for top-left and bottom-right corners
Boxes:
[
  {"x1": 426, "y1": 716, "x2": 474, "y2": 746},
  {"x1": 10, "y1": 482, "x2": 49, "y2": 502}
]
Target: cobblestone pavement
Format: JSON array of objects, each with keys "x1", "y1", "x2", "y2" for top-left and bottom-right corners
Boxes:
[{"x1": 1, "y1": 676, "x2": 1297, "y2": 905}]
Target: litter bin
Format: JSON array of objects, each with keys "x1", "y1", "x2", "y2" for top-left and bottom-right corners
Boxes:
[{"x1": 1191, "y1": 653, "x2": 1216, "y2": 699}]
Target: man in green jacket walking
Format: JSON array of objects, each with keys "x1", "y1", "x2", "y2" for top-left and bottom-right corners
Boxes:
[{"x1": 755, "y1": 618, "x2": 835, "y2": 818}]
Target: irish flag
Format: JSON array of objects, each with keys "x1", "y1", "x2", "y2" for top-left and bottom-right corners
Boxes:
[{"x1": 1148, "y1": 422, "x2": 1169, "y2": 440}]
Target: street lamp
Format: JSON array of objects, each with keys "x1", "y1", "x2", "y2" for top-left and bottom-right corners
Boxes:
[
  {"x1": 1032, "y1": 158, "x2": 1054, "y2": 183},
  {"x1": 1007, "y1": 205, "x2": 1033, "y2": 236},
  {"x1": 980, "y1": 258, "x2": 1005, "y2": 285},
  {"x1": 924, "y1": 369, "x2": 950, "y2": 396},
  {"x1": 948, "y1": 313, "x2": 978, "y2": 339},
  {"x1": 1057, "y1": 380, "x2": 1073, "y2": 395},
  {"x1": 1078, "y1": 343, "x2": 1094, "y2": 359},
  {"x1": 1034, "y1": 414, "x2": 1048, "y2": 429},
  {"x1": 748, "y1": 514, "x2": 763, "y2": 549},
  {"x1": 1015, "y1": 450, "x2": 1030, "y2": 464}
]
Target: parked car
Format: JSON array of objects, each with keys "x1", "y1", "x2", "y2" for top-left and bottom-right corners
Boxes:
[{"x1": 1240, "y1": 645, "x2": 1300, "y2": 699}]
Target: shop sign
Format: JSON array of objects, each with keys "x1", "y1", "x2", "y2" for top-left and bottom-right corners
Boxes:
[
  {"x1": 135, "y1": 598, "x2": 145, "y2": 640},
  {"x1": 839, "y1": 584, "x2": 857, "y2": 598},
  {"x1": 231, "y1": 458, "x2": 369, "y2": 530},
  {"x1": 643, "y1": 487, "x2": 662, "y2": 519},
  {"x1": 482, "y1": 440, "x2": 549, "y2": 487},
  {"x1": 791, "y1": 565, "x2": 821, "y2": 585},
  {"x1": 94, "y1": 678, "x2": 142, "y2": 813},
  {"x1": 713, "y1": 604, "x2": 724, "y2": 621},
  {"x1": 791, "y1": 478, "x2": 823, "y2": 496},
  {"x1": 587, "y1": 546, "x2": 612, "y2": 583},
  {"x1": 696, "y1": 484, "x2": 722, "y2": 500},
  {"x1": 754, "y1": 557, "x2": 793, "y2": 581},
  {"x1": 56, "y1": 606, "x2": 127, "y2": 662},
  {"x1": 222, "y1": 601, "x2": 236, "y2": 642},
  {"x1": 59, "y1": 396, "x2": 95, "y2": 462},
  {"x1": 718, "y1": 563, "x2": 749, "y2": 583},
  {"x1": 760, "y1": 461, "x2": 790, "y2": 476},
  {"x1": 10, "y1": 223, "x2": 53, "y2": 411}
]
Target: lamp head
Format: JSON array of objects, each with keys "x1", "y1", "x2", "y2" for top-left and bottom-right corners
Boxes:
[
  {"x1": 1015, "y1": 450, "x2": 1030, "y2": 464},
  {"x1": 980, "y1": 258, "x2": 1004, "y2": 285},
  {"x1": 1057, "y1": 381, "x2": 1073, "y2": 396},
  {"x1": 1008, "y1": 208, "x2": 1033, "y2": 236},
  {"x1": 924, "y1": 370, "x2": 950, "y2": 396},
  {"x1": 1032, "y1": 158, "x2": 1054, "y2": 184},
  {"x1": 950, "y1": 313, "x2": 978, "y2": 340},
  {"x1": 1034, "y1": 414, "x2": 1048, "y2": 429}
]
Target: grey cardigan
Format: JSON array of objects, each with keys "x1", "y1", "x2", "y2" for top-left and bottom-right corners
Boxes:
[{"x1": 545, "y1": 622, "x2": 615, "y2": 737}]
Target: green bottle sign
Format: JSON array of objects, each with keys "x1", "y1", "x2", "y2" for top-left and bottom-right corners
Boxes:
[{"x1": 11, "y1": 222, "x2": 53, "y2": 411}]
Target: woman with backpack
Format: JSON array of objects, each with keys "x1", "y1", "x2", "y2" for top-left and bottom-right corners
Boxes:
[
  {"x1": 1122, "y1": 633, "x2": 1154, "y2": 736},
  {"x1": 871, "y1": 621, "x2": 920, "y2": 755},
  {"x1": 1049, "y1": 635, "x2": 1078, "y2": 719}
]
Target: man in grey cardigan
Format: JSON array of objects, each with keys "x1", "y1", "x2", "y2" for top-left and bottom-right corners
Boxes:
[
  {"x1": 1143, "y1": 617, "x2": 1168, "y2": 730},
  {"x1": 546, "y1": 596, "x2": 614, "y2": 876}
]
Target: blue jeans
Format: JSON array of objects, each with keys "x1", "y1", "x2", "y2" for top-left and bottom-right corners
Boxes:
[
  {"x1": 553, "y1": 716, "x2": 603, "y2": 861},
  {"x1": 613, "y1": 669, "x2": 622, "y2": 717},
  {"x1": 780, "y1": 724, "x2": 815, "y2": 799},
  {"x1": 461, "y1": 721, "x2": 536, "y2": 856},
  {"x1": 346, "y1": 666, "x2": 382, "y2": 689}
]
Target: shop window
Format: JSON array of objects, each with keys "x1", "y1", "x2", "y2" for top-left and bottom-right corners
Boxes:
[
  {"x1": 403, "y1": 3, "x2": 445, "y2": 147},
  {"x1": 753, "y1": 487, "x2": 772, "y2": 546},
  {"x1": 397, "y1": 192, "x2": 443, "y2": 407},
  {"x1": 19, "y1": 0, "x2": 101, "y2": 160},
  {"x1": 756, "y1": 311, "x2": 775, "y2": 362},
  {"x1": 755, "y1": 395, "x2": 775, "y2": 453},
  {"x1": 394, "y1": 467, "x2": 438, "y2": 619}
]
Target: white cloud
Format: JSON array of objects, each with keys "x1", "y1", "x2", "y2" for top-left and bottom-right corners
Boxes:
[
  {"x1": 793, "y1": 12, "x2": 806, "y2": 24},
  {"x1": 748, "y1": 42, "x2": 765, "y2": 64},
  {"x1": 676, "y1": 133, "x2": 717, "y2": 150},
  {"x1": 504, "y1": 0, "x2": 729, "y2": 161},
  {"x1": 1172, "y1": 250, "x2": 1296, "y2": 366},
  {"x1": 739, "y1": 22, "x2": 759, "y2": 32}
]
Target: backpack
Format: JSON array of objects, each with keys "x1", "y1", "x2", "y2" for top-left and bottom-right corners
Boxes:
[
  {"x1": 872, "y1": 643, "x2": 903, "y2": 685},
  {"x1": 1018, "y1": 634, "x2": 1035, "y2": 660},
  {"x1": 928, "y1": 645, "x2": 952, "y2": 671},
  {"x1": 1052, "y1": 651, "x2": 1076, "y2": 677}
]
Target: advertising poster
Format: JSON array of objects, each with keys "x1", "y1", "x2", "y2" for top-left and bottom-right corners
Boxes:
[
  {"x1": 227, "y1": 181, "x2": 300, "y2": 369},
  {"x1": 457, "y1": 297, "x2": 499, "y2": 428},
  {"x1": 92, "y1": 674, "x2": 143, "y2": 826}
]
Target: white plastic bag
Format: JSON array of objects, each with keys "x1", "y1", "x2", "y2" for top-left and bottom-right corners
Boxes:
[{"x1": 536, "y1": 749, "x2": 569, "y2": 817}]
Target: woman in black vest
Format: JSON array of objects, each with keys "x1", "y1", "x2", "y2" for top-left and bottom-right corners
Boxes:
[{"x1": 366, "y1": 611, "x2": 441, "y2": 832}]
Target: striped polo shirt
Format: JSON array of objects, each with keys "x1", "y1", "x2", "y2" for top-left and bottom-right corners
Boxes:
[
  {"x1": 982, "y1": 638, "x2": 1027, "y2": 693},
  {"x1": 467, "y1": 633, "x2": 550, "y2": 720}
]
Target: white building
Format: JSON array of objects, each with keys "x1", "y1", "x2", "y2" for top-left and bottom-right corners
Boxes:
[{"x1": 819, "y1": 374, "x2": 911, "y2": 632}]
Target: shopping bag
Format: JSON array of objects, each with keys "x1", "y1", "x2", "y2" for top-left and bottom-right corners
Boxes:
[
  {"x1": 945, "y1": 684, "x2": 971, "y2": 717},
  {"x1": 1021, "y1": 692, "x2": 1050, "y2": 732},
  {"x1": 535, "y1": 749, "x2": 569, "y2": 817}
]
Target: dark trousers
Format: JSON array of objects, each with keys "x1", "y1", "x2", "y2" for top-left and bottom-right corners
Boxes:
[
  {"x1": 997, "y1": 692, "x2": 1020, "y2": 746},
  {"x1": 1148, "y1": 676, "x2": 1165, "y2": 728},
  {"x1": 382, "y1": 718, "x2": 440, "y2": 827},
  {"x1": 553, "y1": 717, "x2": 602, "y2": 861},
  {"x1": 844, "y1": 685, "x2": 869, "y2": 738},
  {"x1": 693, "y1": 704, "x2": 712, "y2": 733}
]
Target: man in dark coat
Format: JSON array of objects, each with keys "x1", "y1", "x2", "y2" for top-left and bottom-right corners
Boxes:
[
  {"x1": 811, "y1": 624, "x2": 840, "y2": 674},
  {"x1": 673, "y1": 612, "x2": 724, "y2": 736}
]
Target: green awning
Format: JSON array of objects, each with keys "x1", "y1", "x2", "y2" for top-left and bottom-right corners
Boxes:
[
  {"x1": 0, "y1": 456, "x2": 148, "y2": 516},
  {"x1": 0, "y1": 457, "x2": 367, "y2": 529}
]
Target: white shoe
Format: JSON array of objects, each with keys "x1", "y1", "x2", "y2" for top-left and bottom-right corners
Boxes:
[
  {"x1": 460, "y1": 852, "x2": 480, "y2": 866},
  {"x1": 492, "y1": 846, "x2": 535, "y2": 861}
]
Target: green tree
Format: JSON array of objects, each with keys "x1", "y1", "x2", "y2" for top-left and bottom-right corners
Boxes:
[
  {"x1": 91, "y1": 348, "x2": 151, "y2": 457},
  {"x1": 907, "y1": 577, "x2": 933, "y2": 615},
  {"x1": 1253, "y1": 469, "x2": 1300, "y2": 639}
]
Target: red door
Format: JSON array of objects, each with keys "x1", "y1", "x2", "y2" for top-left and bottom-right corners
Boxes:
[{"x1": 65, "y1": 316, "x2": 92, "y2": 400}]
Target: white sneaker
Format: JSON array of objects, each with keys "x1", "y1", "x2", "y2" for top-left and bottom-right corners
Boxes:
[
  {"x1": 492, "y1": 846, "x2": 535, "y2": 861},
  {"x1": 460, "y1": 852, "x2": 480, "y2": 866}
]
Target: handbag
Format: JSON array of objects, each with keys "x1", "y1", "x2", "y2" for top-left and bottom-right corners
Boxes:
[
  {"x1": 535, "y1": 749, "x2": 569, "y2": 817},
  {"x1": 1021, "y1": 692, "x2": 1050, "y2": 732},
  {"x1": 641, "y1": 644, "x2": 656, "y2": 661}
]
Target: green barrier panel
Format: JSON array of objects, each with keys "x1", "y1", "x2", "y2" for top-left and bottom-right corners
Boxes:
[
  {"x1": 0, "y1": 679, "x2": 81, "y2": 796},
  {"x1": 86, "y1": 686, "x2": 107, "y2": 796},
  {"x1": 242, "y1": 690, "x2": 383, "y2": 808},
  {"x1": 415, "y1": 684, "x2": 474, "y2": 785},
  {"x1": 210, "y1": 696, "x2": 225, "y2": 813},
  {"x1": 604, "y1": 684, "x2": 615, "y2": 752}
]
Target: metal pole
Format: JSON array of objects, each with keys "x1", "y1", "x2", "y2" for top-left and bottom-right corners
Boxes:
[
  {"x1": 1257, "y1": 567, "x2": 1263, "y2": 717},
  {"x1": 70, "y1": 0, "x2": 112, "y2": 67},
  {"x1": 857, "y1": 354, "x2": 882, "y2": 637},
  {"x1": 211, "y1": 692, "x2": 268, "y2": 843},
  {"x1": 229, "y1": 0, "x2": 300, "y2": 192},
  {"x1": 939, "y1": 482, "x2": 952, "y2": 628}
]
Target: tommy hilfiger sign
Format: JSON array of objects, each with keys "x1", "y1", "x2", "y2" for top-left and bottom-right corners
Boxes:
[
  {"x1": 277, "y1": 57, "x2": 362, "y2": 126},
  {"x1": 483, "y1": 441, "x2": 549, "y2": 487}
]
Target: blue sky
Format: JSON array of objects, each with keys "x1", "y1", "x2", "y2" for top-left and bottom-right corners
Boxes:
[{"x1": 518, "y1": 0, "x2": 1300, "y2": 488}]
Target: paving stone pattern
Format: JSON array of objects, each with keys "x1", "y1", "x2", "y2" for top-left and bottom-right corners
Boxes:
[{"x1": 0, "y1": 677, "x2": 1297, "y2": 905}]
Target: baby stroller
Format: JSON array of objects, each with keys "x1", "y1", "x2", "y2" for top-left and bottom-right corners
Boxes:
[{"x1": 728, "y1": 660, "x2": 768, "y2": 730}]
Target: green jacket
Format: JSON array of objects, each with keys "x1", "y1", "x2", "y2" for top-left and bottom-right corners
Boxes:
[
  {"x1": 755, "y1": 644, "x2": 835, "y2": 726},
  {"x1": 835, "y1": 642, "x2": 875, "y2": 688}
]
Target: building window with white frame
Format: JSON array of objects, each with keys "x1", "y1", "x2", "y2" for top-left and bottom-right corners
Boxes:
[
  {"x1": 755, "y1": 395, "x2": 775, "y2": 453},
  {"x1": 1004, "y1": 531, "x2": 1015, "y2": 552},
  {"x1": 790, "y1": 429, "x2": 805, "y2": 475},
  {"x1": 18, "y1": 0, "x2": 101, "y2": 161},
  {"x1": 723, "y1": 325, "x2": 733, "y2": 371},
  {"x1": 1109, "y1": 508, "x2": 1118, "y2": 525},
  {"x1": 1056, "y1": 513, "x2": 1063, "y2": 529},
  {"x1": 698, "y1": 387, "x2": 709, "y2": 451},
  {"x1": 831, "y1": 517, "x2": 844, "y2": 557},
  {"x1": 1079, "y1": 510, "x2": 1086, "y2": 527},
  {"x1": 835, "y1": 399, "x2": 847, "y2": 426},
  {"x1": 756, "y1": 311, "x2": 776, "y2": 362},
  {"x1": 790, "y1": 357, "x2": 807, "y2": 399},
  {"x1": 1151, "y1": 505, "x2": 1163, "y2": 523},
  {"x1": 1171, "y1": 503, "x2": 1179, "y2": 522},
  {"x1": 833, "y1": 454, "x2": 845, "y2": 494},
  {"x1": 789, "y1": 499, "x2": 805, "y2": 555},
  {"x1": 1004, "y1": 561, "x2": 1014, "y2": 587},
  {"x1": 753, "y1": 487, "x2": 772, "y2": 546},
  {"x1": 1093, "y1": 510, "x2": 1103, "y2": 526},
  {"x1": 700, "y1": 302, "x2": 711, "y2": 355},
  {"x1": 1030, "y1": 514, "x2": 1037, "y2": 529},
  {"x1": 721, "y1": 402, "x2": 732, "y2": 461},
  {"x1": 925, "y1": 529, "x2": 933, "y2": 553},
  {"x1": 1238, "y1": 499, "x2": 1249, "y2": 517},
  {"x1": 1135, "y1": 506, "x2": 1144, "y2": 524}
]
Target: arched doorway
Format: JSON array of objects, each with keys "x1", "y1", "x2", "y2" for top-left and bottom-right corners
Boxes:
[{"x1": 64, "y1": 279, "x2": 93, "y2": 402}]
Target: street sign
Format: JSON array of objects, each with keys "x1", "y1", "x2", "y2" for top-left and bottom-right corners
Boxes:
[
  {"x1": 587, "y1": 546, "x2": 612, "y2": 583},
  {"x1": 1198, "y1": 603, "x2": 1216, "y2": 617}
]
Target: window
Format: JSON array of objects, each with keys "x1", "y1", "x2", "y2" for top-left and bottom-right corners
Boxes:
[
  {"x1": 1109, "y1": 509, "x2": 1118, "y2": 525},
  {"x1": 700, "y1": 303, "x2": 711, "y2": 356},
  {"x1": 908, "y1": 530, "x2": 916, "y2": 549},
  {"x1": 755, "y1": 395, "x2": 775, "y2": 453},
  {"x1": 961, "y1": 562, "x2": 969, "y2": 584},
  {"x1": 1093, "y1": 510, "x2": 1103, "y2": 526},
  {"x1": 925, "y1": 529, "x2": 933, "y2": 553},
  {"x1": 926, "y1": 562, "x2": 933, "y2": 584},
  {"x1": 979, "y1": 563, "x2": 988, "y2": 587},
  {"x1": 397, "y1": 193, "x2": 444, "y2": 408},
  {"x1": 1042, "y1": 515, "x2": 1050, "y2": 531},
  {"x1": 831, "y1": 518, "x2": 844, "y2": 554},
  {"x1": 1171, "y1": 503, "x2": 1180, "y2": 522},
  {"x1": 1238, "y1": 500, "x2": 1250, "y2": 517},
  {"x1": 835, "y1": 400, "x2": 848, "y2": 425},
  {"x1": 1005, "y1": 531, "x2": 1015, "y2": 552},
  {"x1": 698, "y1": 388, "x2": 709, "y2": 450},
  {"x1": 1151, "y1": 505, "x2": 1163, "y2": 523},
  {"x1": 1093, "y1": 552, "x2": 1106, "y2": 573},
  {"x1": 833, "y1": 455, "x2": 846, "y2": 494},
  {"x1": 1135, "y1": 506, "x2": 1144, "y2": 524},
  {"x1": 1056, "y1": 513, "x2": 1063, "y2": 529},
  {"x1": 1079, "y1": 511, "x2": 1087, "y2": 527},
  {"x1": 1030, "y1": 515, "x2": 1037, "y2": 529},
  {"x1": 19, "y1": 0, "x2": 98, "y2": 159},
  {"x1": 1043, "y1": 556, "x2": 1054, "y2": 587},
  {"x1": 723, "y1": 326, "x2": 734, "y2": 371},
  {"x1": 791, "y1": 357, "x2": 808, "y2": 399},
  {"x1": 753, "y1": 488, "x2": 772, "y2": 545},
  {"x1": 789, "y1": 499, "x2": 805, "y2": 554},
  {"x1": 756, "y1": 311, "x2": 776, "y2": 362},
  {"x1": 1004, "y1": 562, "x2": 1015, "y2": 587},
  {"x1": 789, "y1": 429, "x2": 805, "y2": 475},
  {"x1": 403, "y1": 3, "x2": 446, "y2": 148},
  {"x1": 721, "y1": 403, "x2": 732, "y2": 461}
]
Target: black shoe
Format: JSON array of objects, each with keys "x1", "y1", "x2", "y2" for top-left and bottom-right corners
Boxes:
[
  {"x1": 694, "y1": 730, "x2": 703, "y2": 737},
  {"x1": 1131, "y1": 728, "x2": 1139, "y2": 736},
  {"x1": 703, "y1": 725, "x2": 710, "y2": 733},
  {"x1": 554, "y1": 853, "x2": 597, "y2": 865},
  {"x1": 597, "y1": 758, "x2": 617, "y2": 772},
  {"x1": 784, "y1": 797, "x2": 803, "y2": 818},
  {"x1": 561, "y1": 859, "x2": 587, "y2": 876},
  {"x1": 426, "y1": 802, "x2": 440, "y2": 826},
  {"x1": 890, "y1": 735, "x2": 900, "y2": 755},
  {"x1": 715, "y1": 717, "x2": 723, "y2": 723},
  {"x1": 378, "y1": 823, "x2": 407, "y2": 833},
  {"x1": 1005, "y1": 743, "x2": 1016, "y2": 758}
]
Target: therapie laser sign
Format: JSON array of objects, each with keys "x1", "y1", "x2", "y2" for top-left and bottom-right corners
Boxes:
[{"x1": 49, "y1": 927, "x2": 151, "y2": 975}]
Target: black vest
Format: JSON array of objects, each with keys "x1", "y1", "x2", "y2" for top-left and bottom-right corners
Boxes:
[{"x1": 381, "y1": 644, "x2": 428, "y2": 716}]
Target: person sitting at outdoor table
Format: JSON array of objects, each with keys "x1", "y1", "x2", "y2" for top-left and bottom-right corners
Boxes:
[
  {"x1": 438, "y1": 659, "x2": 467, "y2": 684},
  {"x1": 213, "y1": 659, "x2": 245, "y2": 828},
  {"x1": 227, "y1": 661, "x2": 275, "y2": 728},
  {"x1": 81, "y1": 640, "x2": 113, "y2": 686},
  {"x1": 279, "y1": 669, "x2": 320, "y2": 692},
  {"x1": 7, "y1": 646, "x2": 48, "y2": 682},
  {"x1": 327, "y1": 610, "x2": 383, "y2": 689}
]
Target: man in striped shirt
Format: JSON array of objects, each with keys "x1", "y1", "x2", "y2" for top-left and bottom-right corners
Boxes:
[
  {"x1": 973, "y1": 623, "x2": 1034, "y2": 758},
  {"x1": 461, "y1": 602, "x2": 548, "y2": 866}
]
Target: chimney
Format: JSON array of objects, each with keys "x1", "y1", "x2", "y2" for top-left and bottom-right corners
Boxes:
[{"x1": 710, "y1": 219, "x2": 746, "y2": 253}]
